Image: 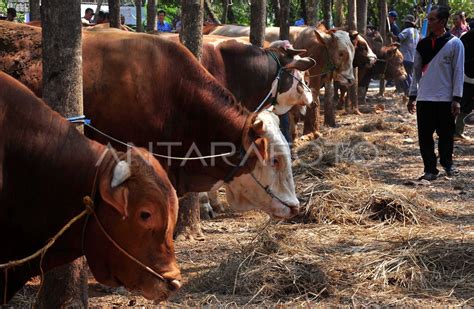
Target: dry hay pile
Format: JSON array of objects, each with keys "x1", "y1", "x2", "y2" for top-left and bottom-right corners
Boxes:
[
  {"x1": 358, "y1": 238, "x2": 474, "y2": 292},
  {"x1": 183, "y1": 228, "x2": 330, "y2": 304},
  {"x1": 292, "y1": 134, "x2": 436, "y2": 225}
]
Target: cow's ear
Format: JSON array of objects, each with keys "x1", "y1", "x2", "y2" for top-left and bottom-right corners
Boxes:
[
  {"x1": 285, "y1": 47, "x2": 307, "y2": 57},
  {"x1": 348, "y1": 30, "x2": 359, "y2": 42},
  {"x1": 284, "y1": 57, "x2": 316, "y2": 71},
  {"x1": 253, "y1": 137, "x2": 268, "y2": 161},
  {"x1": 99, "y1": 161, "x2": 131, "y2": 218},
  {"x1": 314, "y1": 30, "x2": 332, "y2": 46}
]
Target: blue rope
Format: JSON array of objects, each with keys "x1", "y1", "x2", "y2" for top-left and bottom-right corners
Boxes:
[{"x1": 67, "y1": 115, "x2": 91, "y2": 125}]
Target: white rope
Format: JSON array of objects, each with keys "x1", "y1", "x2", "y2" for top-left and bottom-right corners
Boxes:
[{"x1": 71, "y1": 120, "x2": 234, "y2": 161}]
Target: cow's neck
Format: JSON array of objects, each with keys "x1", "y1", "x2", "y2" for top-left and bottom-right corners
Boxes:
[
  {"x1": 219, "y1": 43, "x2": 278, "y2": 110},
  {"x1": 2, "y1": 93, "x2": 106, "y2": 270}
]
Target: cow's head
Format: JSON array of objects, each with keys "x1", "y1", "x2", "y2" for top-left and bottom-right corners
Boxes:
[
  {"x1": 225, "y1": 110, "x2": 299, "y2": 219},
  {"x1": 349, "y1": 30, "x2": 377, "y2": 68},
  {"x1": 84, "y1": 148, "x2": 181, "y2": 302},
  {"x1": 365, "y1": 30, "x2": 384, "y2": 56},
  {"x1": 266, "y1": 41, "x2": 316, "y2": 114},
  {"x1": 380, "y1": 43, "x2": 407, "y2": 81},
  {"x1": 314, "y1": 29, "x2": 355, "y2": 86}
]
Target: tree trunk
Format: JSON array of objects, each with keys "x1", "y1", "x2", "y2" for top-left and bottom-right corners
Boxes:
[
  {"x1": 279, "y1": 0, "x2": 289, "y2": 40},
  {"x1": 93, "y1": 0, "x2": 104, "y2": 23},
  {"x1": 221, "y1": 0, "x2": 228, "y2": 23},
  {"x1": 227, "y1": 3, "x2": 236, "y2": 23},
  {"x1": 347, "y1": 0, "x2": 356, "y2": 30},
  {"x1": 204, "y1": 0, "x2": 221, "y2": 23},
  {"x1": 356, "y1": 0, "x2": 367, "y2": 34},
  {"x1": 37, "y1": 0, "x2": 86, "y2": 307},
  {"x1": 250, "y1": 0, "x2": 266, "y2": 47},
  {"x1": 334, "y1": 0, "x2": 344, "y2": 27},
  {"x1": 347, "y1": 0, "x2": 358, "y2": 113},
  {"x1": 272, "y1": 0, "x2": 280, "y2": 26},
  {"x1": 136, "y1": 0, "x2": 143, "y2": 32},
  {"x1": 437, "y1": 0, "x2": 448, "y2": 5},
  {"x1": 177, "y1": 0, "x2": 206, "y2": 241},
  {"x1": 29, "y1": 0, "x2": 40, "y2": 21},
  {"x1": 180, "y1": 0, "x2": 204, "y2": 61},
  {"x1": 175, "y1": 193, "x2": 205, "y2": 241},
  {"x1": 322, "y1": 0, "x2": 332, "y2": 29},
  {"x1": 301, "y1": 0, "x2": 307, "y2": 24},
  {"x1": 146, "y1": 0, "x2": 157, "y2": 32},
  {"x1": 306, "y1": 0, "x2": 319, "y2": 26},
  {"x1": 324, "y1": 81, "x2": 336, "y2": 127},
  {"x1": 109, "y1": 0, "x2": 121, "y2": 28},
  {"x1": 379, "y1": 0, "x2": 387, "y2": 96}
]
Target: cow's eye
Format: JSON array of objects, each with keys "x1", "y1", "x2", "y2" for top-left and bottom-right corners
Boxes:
[
  {"x1": 271, "y1": 158, "x2": 280, "y2": 167},
  {"x1": 140, "y1": 211, "x2": 152, "y2": 221},
  {"x1": 339, "y1": 52, "x2": 344, "y2": 57}
]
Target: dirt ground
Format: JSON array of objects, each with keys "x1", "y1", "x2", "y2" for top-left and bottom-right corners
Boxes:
[{"x1": 10, "y1": 87, "x2": 473, "y2": 307}]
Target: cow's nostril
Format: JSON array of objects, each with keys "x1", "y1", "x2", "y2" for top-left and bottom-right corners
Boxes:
[{"x1": 168, "y1": 279, "x2": 181, "y2": 291}]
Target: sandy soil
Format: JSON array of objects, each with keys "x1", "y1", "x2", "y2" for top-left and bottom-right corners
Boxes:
[{"x1": 10, "y1": 87, "x2": 473, "y2": 307}]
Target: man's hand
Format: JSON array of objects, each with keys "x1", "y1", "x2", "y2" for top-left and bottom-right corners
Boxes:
[
  {"x1": 407, "y1": 100, "x2": 416, "y2": 114},
  {"x1": 451, "y1": 101, "x2": 461, "y2": 117}
]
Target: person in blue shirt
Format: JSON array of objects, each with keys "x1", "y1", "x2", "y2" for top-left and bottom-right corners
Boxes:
[
  {"x1": 389, "y1": 11, "x2": 400, "y2": 36},
  {"x1": 294, "y1": 18, "x2": 305, "y2": 26},
  {"x1": 157, "y1": 9, "x2": 172, "y2": 32}
]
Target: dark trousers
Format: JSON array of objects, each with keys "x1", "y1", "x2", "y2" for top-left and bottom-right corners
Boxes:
[
  {"x1": 416, "y1": 101, "x2": 455, "y2": 174},
  {"x1": 279, "y1": 112, "x2": 292, "y2": 145}
]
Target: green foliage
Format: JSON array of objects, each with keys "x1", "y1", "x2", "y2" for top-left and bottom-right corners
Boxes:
[{"x1": 449, "y1": 0, "x2": 473, "y2": 18}]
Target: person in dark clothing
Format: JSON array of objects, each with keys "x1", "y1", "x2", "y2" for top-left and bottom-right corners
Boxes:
[
  {"x1": 407, "y1": 5, "x2": 465, "y2": 180},
  {"x1": 454, "y1": 28, "x2": 474, "y2": 140},
  {"x1": 389, "y1": 11, "x2": 401, "y2": 36}
]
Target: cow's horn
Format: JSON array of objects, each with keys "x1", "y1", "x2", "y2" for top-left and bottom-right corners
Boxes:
[{"x1": 111, "y1": 161, "x2": 131, "y2": 188}]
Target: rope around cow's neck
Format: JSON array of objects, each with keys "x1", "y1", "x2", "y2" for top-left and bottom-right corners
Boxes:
[{"x1": 69, "y1": 120, "x2": 234, "y2": 161}]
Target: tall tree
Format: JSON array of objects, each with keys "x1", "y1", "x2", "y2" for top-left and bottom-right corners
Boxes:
[
  {"x1": 300, "y1": 0, "x2": 307, "y2": 24},
  {"x1": 36, "y1": 0, "x2": 86, "y2": 307},
  {"x1": 334, "y1": 0, "x2": 345, "y2": 27},
  {"x1": 379, "y1": 0, "x2": 388, "y2": 96},
  {"x1": 279, "y1": 0, "x2": 290, "y2": 40},
  {"x1": 180, "y1": 0, "x2": 204, "y2": 60},
  {"x1": 347, "y1": 0, "x2": 356, "y2": 30},
  {"x1": 93, "y1": 0, "x2": 104, "y2": 23},
  {"x1": 250, "y1": 0, "x2": 266, "y2": 47},
  {"x1": 322, "y1": 0, "x2": 333, "y2": 28},
  {"x1": 322, "y1": 0, "x2": 335, "y2": 126},
  {"x1": 177, "y1": 0, "x2": 206, "y2": 241},
  {"x1": 347, "y1": 0, "x2": 359, "y2": 113},
  {"x1": 272, "y1": 0, "x2": 280, "y2": 26},
  {"x1": 437, "y1": 0, "x2": 448, "y2": 5},
  {"x1": 204, "y1": 0, "x2": 221, "y2": 23},
  {"x1": 29, "y1": 0, "x2": 40, "y2": 21},
  {"x1": 136, "y1": 0, "x2": 143, "y2": 32},
  {"x1": 147, "y1": 0, "x2": 157, "y2": 32},
  {"x1": 356, "y1": 0, "x2": 367, "y2": 34},
  {"x1": 306, "y1": 0, "x2": 319, "y2": 26},
  {"x1": 221, "y1": 0, "x2": 229, "y2": 23},
  {"x1": 109, "y1": 0, "x2": 121, "y2": 28}
]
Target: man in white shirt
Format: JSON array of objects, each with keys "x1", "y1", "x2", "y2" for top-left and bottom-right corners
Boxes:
[
  {"x1": 81, "y1": 8, "x2": 95, "y2": 27},
  {"x1": 407, "y1": 5, "x2": 464, "y2": 180}
]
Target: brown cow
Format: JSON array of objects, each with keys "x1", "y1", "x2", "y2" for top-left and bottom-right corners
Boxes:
[
  {"x1": 164, "y1": 34, "x2": 315, "y2": 114},
  {"x1": 0, "y1": 72, "x2": 181, "y2": 302},
  {"x1": 208, "y1": 24, "x2": 307, "y2": 44},
  {"x1": 293, "y1": 25, "x2": 356, "y2": 134},
  {"x1": 0, "y1": 22, "x2": 300, "y2": 219}
]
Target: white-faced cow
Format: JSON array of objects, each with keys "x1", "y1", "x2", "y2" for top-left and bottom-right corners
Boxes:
[{"x1": 0, "y1": 21, "x2": 300, "y2": 219}]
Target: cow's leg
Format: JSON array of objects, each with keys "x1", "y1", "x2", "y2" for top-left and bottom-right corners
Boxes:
[
  {"x1": 288, "y1": 106, "x2": 300, "y2": 142},
  {"x1": 207, "y1": 190, "x2": 227, "y2": 213},
  {"x1": 334, "y1": 82, "x2": 343, "y2": 110},
  {"x1": 303, "y1": 79, "x2": 321, "y2": 135},
  {"x1": 175, "y1": 193, "x2": 205, "y2": 241},
  {"x1": 199, "y1": 192, "x2": 214, "y2": 220}
]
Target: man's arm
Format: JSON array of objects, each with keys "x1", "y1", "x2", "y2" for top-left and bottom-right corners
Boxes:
[{"x1": 451, "y1": 40, "x2": 465, "y2": 101}]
